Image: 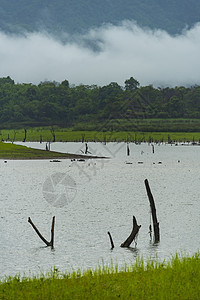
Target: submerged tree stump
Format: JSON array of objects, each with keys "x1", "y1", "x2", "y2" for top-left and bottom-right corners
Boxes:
[
  {"x1": 85, "y1": 143, "x2": 88, "y2": 154},
  {"x1": 151, "y1": 144, "x2": 155, "y2": 154},
  {"x1": 120, "y1": 216, "x2": 141, "y2": 247},
  {"x1": 144, "y1": 179, "x2": 160, "y2": 242},
  {"x1": 107, "y1": 231, "x2": 115, "y2": 249},
  {"x1": 28, "y1": 216, "x2": 55, "y2": 248},
  {"x1": 127, "y1": 144, "x2": 130, "y2": 156}
]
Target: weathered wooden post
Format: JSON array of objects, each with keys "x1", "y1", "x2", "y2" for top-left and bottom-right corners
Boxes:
[
  {"x1": 144, "y1": 179, "x2": 160, "y2": 242},
  {"x1": 28, "y1": 216, "x2": 55, "y2": 248},
  {"x1": 120, "y1": 216, "x2": 141, "y2": 247}
]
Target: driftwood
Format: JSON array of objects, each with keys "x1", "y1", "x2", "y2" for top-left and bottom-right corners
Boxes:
[
  {"x1": 107, "y1": 231, "x2": 114, "y2": 249},
  {"x1": 144, "y1": 179, "x2": 160, "y2": 242},
  {"x1": 28, "y1": 216, "x2": 55, "y2": 248},
  {"x1": 120, "y1": 216, "x2": 141, "y2": 247}
]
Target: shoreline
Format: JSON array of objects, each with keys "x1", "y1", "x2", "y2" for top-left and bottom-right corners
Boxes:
[
  {"x1": 0, "y1": 155, "x2": 108, "y2": 160},
  {"x1": 0, "y1": 253, "x2": 199, "y2": 299},
  {"x1": 0, "y1": 152, "x2": 108, "y2": 160},
  {"x1": 0, "y1": 142, "x2": 108, "y2": 160}
]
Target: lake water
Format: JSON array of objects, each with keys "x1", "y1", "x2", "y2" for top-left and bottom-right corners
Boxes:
[{"x1": 0, "y1": 142, "x2": 200, "y2": 278}]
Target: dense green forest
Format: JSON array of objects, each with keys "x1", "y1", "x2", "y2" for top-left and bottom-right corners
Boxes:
[
  {"x1": 0, "y1": 0, "x2": 200, "y2": 36},
  {"x1": 0, "y1": 76, "x2": 200, "y2": 131}
]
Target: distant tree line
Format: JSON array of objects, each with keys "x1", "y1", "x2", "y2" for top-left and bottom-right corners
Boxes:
[{"x1": 0, "y1": 76, "x2": 200, "y2": 128}]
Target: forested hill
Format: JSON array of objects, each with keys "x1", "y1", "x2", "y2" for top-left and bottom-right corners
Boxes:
[
  {"x1": 0, "y1": 76, "x2": 200, "y2": 130},
  {"x1": 0, "y1": 0, "x2": 200, "y2": 36}
]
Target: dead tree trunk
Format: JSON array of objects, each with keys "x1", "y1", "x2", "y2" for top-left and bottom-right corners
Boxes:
[
  {"x1": 28, "y1": 216, "x2": 55, "y2": 248},
  {"x1": 127, "y1": 144, "x2": 130, "y2": 156},
  {"x1": 144, "y1": 179, "x2": 160, "y2": 242},
  {"x1": 151, "y1": 144, "x2": 154, "y2": 154},
  {"x1": 120, "y1": 216, "x2": 141, "y2": 247},
  {"x1": 85, "y1": 143, "x2": 88, "y2": 154},
  {"x1": 23, "y1": 128, "x2": 27, "y2": 142},
  {"x1": 50, "y1": 216, "x2": 55, "y2": 248},
  {"x1": 107, "y1": 231, "x2": 114, "y2": 249},
  {"x1": 12, "y1": 130, "x2": 16, "y2": 143},
  {"x1": 50, "y1": 127, "x2": 55, "y2": 142}
]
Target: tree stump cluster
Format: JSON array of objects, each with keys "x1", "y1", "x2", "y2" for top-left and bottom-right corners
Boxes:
[{"x1": 28, "y1": 179, "x2": 160, "y2": 250}]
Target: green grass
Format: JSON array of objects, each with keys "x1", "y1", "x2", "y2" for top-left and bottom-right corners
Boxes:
[
  {"x1": 0, "y1": 253, "x2": 199, "y2": 299},
  {"x1": 1, "y1": 118, "x2": 200, "y2": 142},
  {"x1": 0, "y1": 142, "x2": 95, "y2": 159},
  {"x1": 72, "y1": 117, "x2": 200, "y2": 132},
  {"x1": 1, "y1": 126, "x2": 200, "y2": 143}
]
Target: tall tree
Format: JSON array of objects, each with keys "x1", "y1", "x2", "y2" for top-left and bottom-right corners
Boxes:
[{"x1": 125, "y1": 77, "x2": 140, "y2": 92}]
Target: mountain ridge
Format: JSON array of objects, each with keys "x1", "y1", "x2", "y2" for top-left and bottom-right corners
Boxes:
[{"x1": 0, "y1": 0, "x2": 200, "y2": 36}]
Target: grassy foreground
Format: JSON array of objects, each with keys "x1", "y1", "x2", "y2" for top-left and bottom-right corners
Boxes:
[
  {"x1": 0, "y1": 142, "x2": 98, "y2": 160},
  {"x1": 0, "y1": 253, "x2": 199, "y2": 299}
]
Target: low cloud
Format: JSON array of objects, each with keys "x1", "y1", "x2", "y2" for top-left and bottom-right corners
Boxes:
[{"x1": 0, "y1": 21, "x2": 200, "y2": 87}]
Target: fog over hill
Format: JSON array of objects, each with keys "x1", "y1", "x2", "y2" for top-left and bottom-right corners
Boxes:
[
  {"x1": 0, "y1": 1, "x2": 200, "y2": 87},
  {"x1": 0, "y1": 0, "x2": 200, "y2": 35}
]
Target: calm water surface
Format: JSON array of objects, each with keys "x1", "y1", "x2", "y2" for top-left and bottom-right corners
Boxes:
[{"x1": 0, "y1": 142, "x2": 199, "y2": 278}]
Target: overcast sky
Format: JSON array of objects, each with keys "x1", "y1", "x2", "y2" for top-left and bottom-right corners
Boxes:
[{"x1": 0, "y1": 21, "x2": 200, "y2": 87}]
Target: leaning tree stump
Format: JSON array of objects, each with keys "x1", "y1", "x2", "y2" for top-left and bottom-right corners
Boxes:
[
  {"x1": 144, "y1": 179, "x2": 160, "y2": 243},
  {"x1": 120, "y1": 216, "x2": 141, "y2": 247},
  {"x1": 107, "y1": 231, "x2": 115, "y2": 249},
  {"x1": 28, "y1": 216, "x2": 55, "y2": 248}
]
